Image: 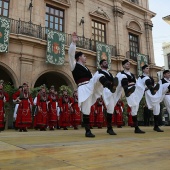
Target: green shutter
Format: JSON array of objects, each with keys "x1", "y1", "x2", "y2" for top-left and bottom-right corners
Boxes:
[
  {"x1": 137, "y1": 53, "x2": 148, "y2": 76},
  {"x1": 96, "y1": 42, "x2": 111, "y2": 70},
  {"x1": 0, "y1": 17, "x2": 10, "y2": 53},
  {"x1": 46, "y1": 29, "x2": 65, "y2": 65}
]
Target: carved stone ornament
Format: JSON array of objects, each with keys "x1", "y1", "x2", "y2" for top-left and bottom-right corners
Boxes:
[
  {"x1": 126, "y1": 20, "x2": 143, "y2": 33},
  {"x1": 144, "y1": 20, "x2": 153, "y2": 31},
  {"x1": 52, "y1": 0, "x2": 71, "y2": 7},
  {"x1": 89, "y1": 7, "x2": 110, "y2": 22},
  {"x1": 113, "y1": 6, "x2": 124, "y2": 18},
  {"x1": 76, "y1": 0, "x2": 84, "y2": 4}
]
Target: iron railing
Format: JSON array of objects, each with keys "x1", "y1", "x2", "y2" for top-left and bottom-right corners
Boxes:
[
  {"x1": 126, "y1": 51, "x2": 150, "y2": 63},
  {"x1": 9, "y1": 18, "x2": 117, "y2": 56}
]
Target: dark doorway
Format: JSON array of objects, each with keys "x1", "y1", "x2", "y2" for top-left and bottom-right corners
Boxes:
[
  {"x1": 34, "y1": 72, "x2": 68, "y2": 91},
  {"x1": 0, "y1": 67, "x2": 13, "y2": 85}
]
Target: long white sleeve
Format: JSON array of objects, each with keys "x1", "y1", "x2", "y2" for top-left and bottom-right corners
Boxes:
[{"x1": 68, "y1": 42, "x2": 76, "y2": 71}]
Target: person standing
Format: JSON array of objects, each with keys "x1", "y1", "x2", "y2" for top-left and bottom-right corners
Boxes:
[
  {"x1": 59, "y1": 90, "x2": 72, "y2": 130},
  {"x1": 36, "y1": 84, "x2": 49, "y2": 131},
  {"x1": 13, "y1": 83, "x2": 33, "y2": 132},
  {"x1": 95, "y1": 96, "x2": 104, "y2": 129},
  {"x1": 70, "y1": 90, "x2": 81, "y2": 130},
  {"x1": 114, "y1": 100, "x2": 124, "y2": 128},
  {"x1": 0, "y1": 80, "x2": 9, "y2": 131},
  {"x1": 68, "y1": 32, "x2": 118, "y2": 137},
  {"x1": 48, "y1": 86, "x2": 59, "y2": 130}
]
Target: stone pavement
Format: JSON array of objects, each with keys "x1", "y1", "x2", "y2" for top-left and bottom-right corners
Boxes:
[{"x1": 0, "y1": 126, "x2": 170, "y2": 170}]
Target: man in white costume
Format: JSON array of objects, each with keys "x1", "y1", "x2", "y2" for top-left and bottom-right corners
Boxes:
[
  {"x1": 116, "y1": 59, "x2": 145, "y2": 133},
  {"x1": 159, "y1": 70, "x2": 170, "y2": 122},
  {"x1": 96, "y1": 59, "x2": 119, "y2": 135},
  {"x1": 68, "y1": 32, "x2": 118, "y2": 137},
  {"x1": 137, "y1": 65, "x2": 170, "y2": 132}
]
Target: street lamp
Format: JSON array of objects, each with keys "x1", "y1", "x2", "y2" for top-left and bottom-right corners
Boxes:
[
  {"x1": 29, "y1": 0, "x2": 33, "y2": 23},
  {"x1": 79, "y1": 17, "x2": 85, "y2": 46}
]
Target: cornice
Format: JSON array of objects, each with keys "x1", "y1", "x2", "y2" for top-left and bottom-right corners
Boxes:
[{"x1": 89, "y1": 7, "x2": 110, "y2": 22}]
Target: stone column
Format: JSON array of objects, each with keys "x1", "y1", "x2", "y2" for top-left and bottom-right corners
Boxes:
[
  {"x1": 144, "y1": 19, "x2": 155, "y2": 65},
  {"x1": 20, "y1": 57, "x2": 34, "y2": 86},
  {"x1": 113, "y1": 0, "x2": 124, "y2": 71}
]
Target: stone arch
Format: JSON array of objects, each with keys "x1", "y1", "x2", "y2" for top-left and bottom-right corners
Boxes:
[
  {"x1": 0, "y1": 62, "x2": 19, "y2": 87},
  {"x1": 126, "y1": 19, "x2": 143, "y2": 33},
  {"x1": 32, "y1": 69, "x2": 76, "y2": 91}
]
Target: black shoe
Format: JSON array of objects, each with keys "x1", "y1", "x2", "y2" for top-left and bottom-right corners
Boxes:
[
  {"x1": 74, "y1": 127, "x2": 78, "y2": 130},
  {"x1": 153, "y1": 126, "x2": 164, "y2": 132},
  {"x1": 98, "y1": 127, "x2": 102, "y2": 129},
  {"x1": 85, "y1": 131, "x2": 95, "y2": 137},
  {"x1": 125, "y1": 86, "x2": 136, "y2": 97},
  {"x1": 134, "y1": 127, "x2": 145, "y2": 134},
  {"x1": 23, "y1": 129, "x2": 28, "y2": 132},
  {"x1": 19, "y1": 129, "x2": 22, "y2": 132},
  {"x1": 112, "y1": 77, "x2": 118, "y2": 93},
  {"x1": 117, "y1": 126, "x2": 122, "y2": 128},
  {"x1": 63, "y1": 127, "x2": 68, "y2": 130},
  {"x1": 107, "y1": 128, "x2": 117, "y2": 135}
]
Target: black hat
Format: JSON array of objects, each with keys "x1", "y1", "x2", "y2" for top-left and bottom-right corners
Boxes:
[
  {"x1": 141, "y1": 64, "x2": 149, "y2": 71},
  {"x1": 163, "y1": 70, "x2": 170, "y2": 75},
  {"x1": 122, "y1": 59, "x2": 129, "y2": 65},
  {"x1": 75, "y1": 51, "x2": 83, "y2": 59},
  {"x1": 99, "y1": 59, "x2": 106, "y2": 65}
]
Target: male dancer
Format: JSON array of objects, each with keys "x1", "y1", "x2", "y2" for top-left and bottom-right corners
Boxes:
[
  {"x1": 138, "y1": 65, "x2": 170, "y2": 132},
  {"x1": 68, "y1": 32, "x2": 118, "y2": 137},
  {"x1": 116, "y1": 60, "x2": 145, "y2": 133},
  {"x1": 160, "y1": 70, "x2": 170, "y2": 117}
]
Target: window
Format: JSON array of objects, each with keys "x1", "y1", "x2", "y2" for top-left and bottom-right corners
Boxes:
[
  {"x1": 129, "y1": 33, "x2": 139, "y2": 59},
  {"x1": 92, "y1": 20, "x2": 106, "y2": 43},
  {"x1": 0, "y1": 0, "x2": 10, "y2": 17},
  {"x1": 168, "y1": 53, "x2": 170, "y2": 69},
  {"x1": 129, "y1": 0, "x2": 139, "y2": 4},
  {"x1": 45, "y1": 6, "x2": 64, "y2": 32}
]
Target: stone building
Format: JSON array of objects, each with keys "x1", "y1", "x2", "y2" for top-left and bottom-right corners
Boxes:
[
  {"x1": 0, "y1": 0, "x2": 161, "y2": 91},
  {"x1": 162, "y1": 15, "x2": 170, "y2": 70}
]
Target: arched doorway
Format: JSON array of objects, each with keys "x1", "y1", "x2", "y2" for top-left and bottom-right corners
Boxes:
[
  {"x1": 34, "y1": 71, "x2": 72, "y2": 91},
  {"x1": 0, "y1": 67, "x2": 14, "y2": 86}
]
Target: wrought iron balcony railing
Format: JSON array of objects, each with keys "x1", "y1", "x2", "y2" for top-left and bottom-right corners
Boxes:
[
  {"x1": 10, "y1": 18, "x2": 117, "y2": 56},
  {"x1": 126, "y1": 51, "x2": 150, "y2": 63}
]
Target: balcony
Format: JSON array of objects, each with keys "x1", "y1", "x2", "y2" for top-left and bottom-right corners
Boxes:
[
  {"x1": 10, "y1": 18, "x2": 117, "y2": 56},
  {"x1": 126, "y1": 51, "x2": 150, "y2": 63}
]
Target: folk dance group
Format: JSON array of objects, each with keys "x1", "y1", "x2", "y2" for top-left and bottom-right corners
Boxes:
[{"x1": 69, "y1": 32, "x2": 170, "y2": 137}]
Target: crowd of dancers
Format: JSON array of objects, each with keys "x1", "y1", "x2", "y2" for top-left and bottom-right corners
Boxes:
[{"x1": 0, "y1": 32, "x2": 170, "y2": 138}]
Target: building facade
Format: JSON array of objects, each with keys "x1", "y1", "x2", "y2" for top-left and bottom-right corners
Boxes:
[
  {"x1": 162, "y1": 15, "x2": 170, "y2": 70},
  {"x1": 0, "y1": 0, "x2": 161, "y2": 91}
]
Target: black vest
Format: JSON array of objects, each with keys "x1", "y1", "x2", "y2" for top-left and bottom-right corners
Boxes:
[
  {"x1": 98, "y1": 69, "x2": 114, "y2": 82},
  {"x1": 161, "y1": 78, "x2": 168, "y2": 84},
  {"x1": 121, "y1": 71, "x2": 136, "y2": 83},
  {"x1": 140, "y1": 75, "x2": 154, "y2": 86},
  {"x1": 72, "y1": 63, "x2": 92, "y2": 85}
]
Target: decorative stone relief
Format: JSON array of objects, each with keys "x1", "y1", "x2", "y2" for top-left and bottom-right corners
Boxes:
[
  {"x1": 52, "y1": 0, "x2": 71, "y2": 7},
  {"x1": 76, "y1": 0, "x2": 84, "y2": 4},
  {"x1": 89, "y1": 7, "x2": 110, "y2": 22},
  {"x1": 126, "y1": 20, "x2": 143, "y2": 33},
  {"x1": 144, "y1": 20, "x2": 153, "y2": 31},
  {"x1": 113, "y1": 6, "x2": 124, "y2": 18}
]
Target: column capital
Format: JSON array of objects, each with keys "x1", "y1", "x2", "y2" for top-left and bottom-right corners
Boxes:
[{"x1": 113, "y1": 6, "x2": 124, "y2": 18}]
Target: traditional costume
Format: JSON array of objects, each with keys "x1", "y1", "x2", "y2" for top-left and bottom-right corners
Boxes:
[
  {"x1": 48, "y1": 86, "x2": 58, "y2": 130},
  {"x1": 70, "y1": 90, "x2": 81, "y2": 129},
  {"x1": 68, "y1": 34, "x2": 117, "y2": 137},
  {"x1": 114, "y1": 100, "x2": 124, "y2": 128},
  {"x1": 35, "y1": 85, "x2": 49, "y2": 131},
  {"x1": 0, "y1": 80, "x2": 9, "y2": 131},
  {"x1": 13, "y1": 83, "x2": 33, "y2": 132}
]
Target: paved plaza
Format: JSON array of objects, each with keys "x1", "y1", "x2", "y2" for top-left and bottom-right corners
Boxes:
[{"x1": 0, "y1": 126, "x2": 170, "y2": 170}]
